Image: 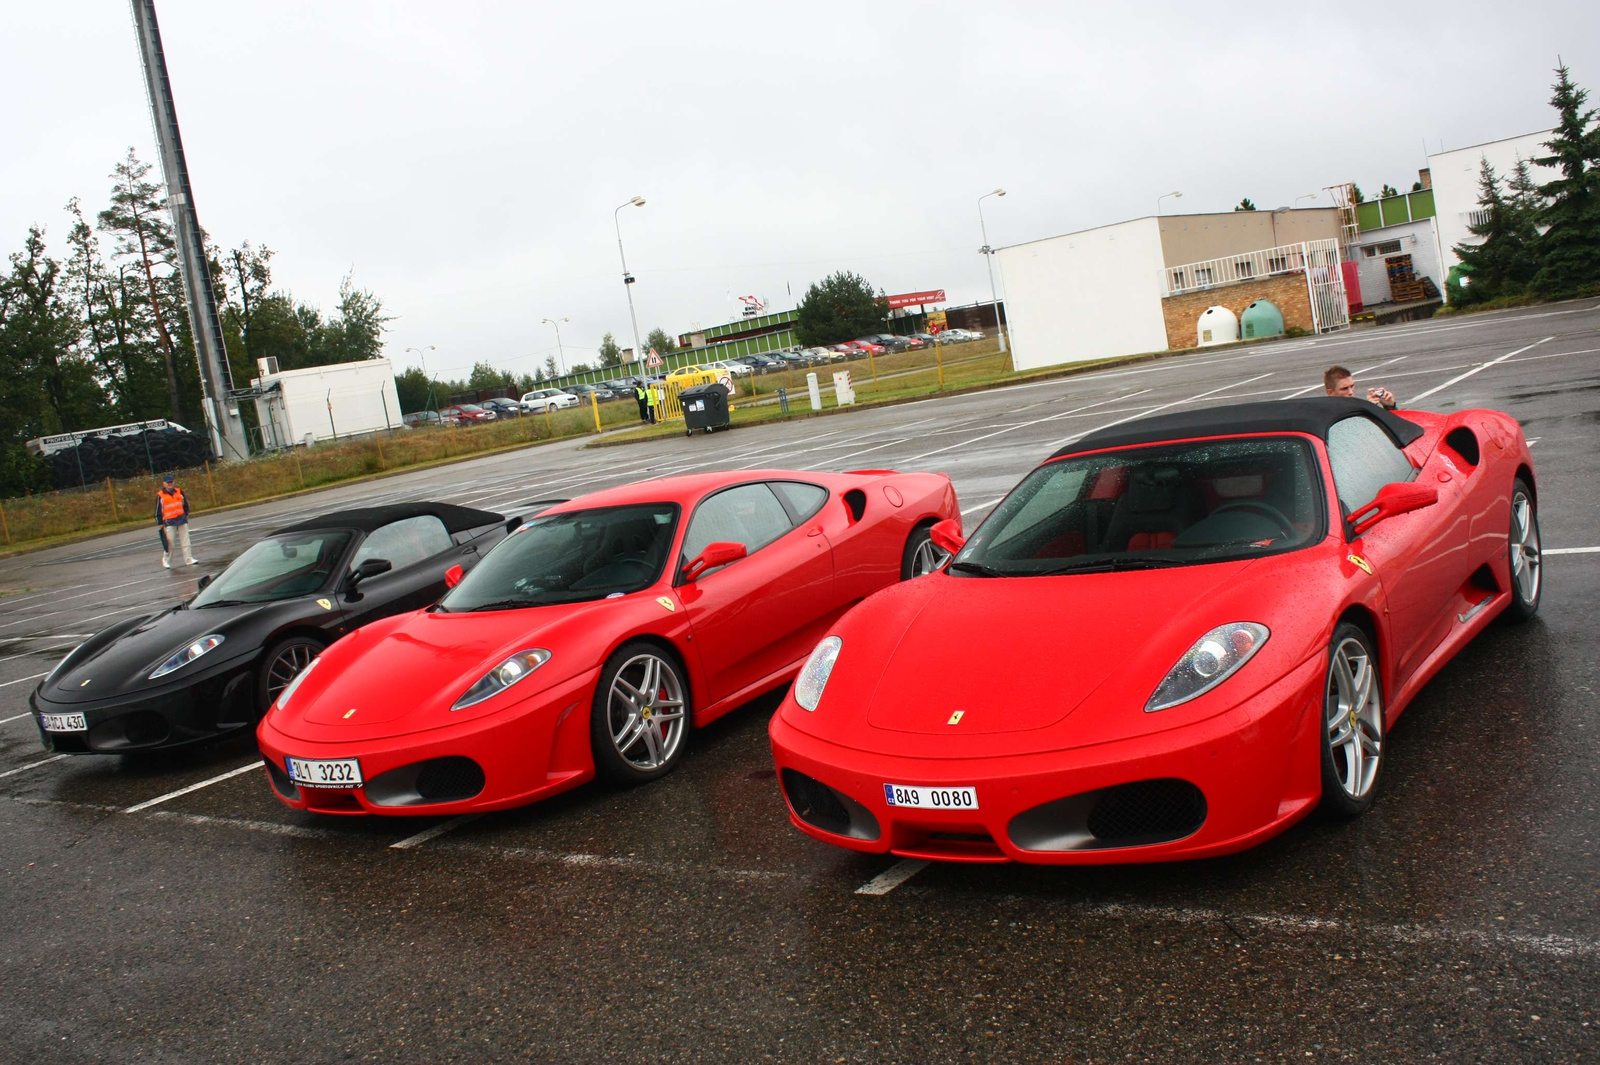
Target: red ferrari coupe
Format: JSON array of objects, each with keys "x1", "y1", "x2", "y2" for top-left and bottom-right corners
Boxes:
[
  {"x1": 770, "y1": 398, "x2": 1541, "y2": 864},
  {"x1": 257, "y1": 469, "x2": 957, "y2": 814}
]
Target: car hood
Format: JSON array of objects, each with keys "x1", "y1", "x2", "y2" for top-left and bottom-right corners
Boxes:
[
  {"x1": 42, "y1": 603, "x2": 266, "y2": 703},
  {"x1": 269, "y1": 600, "x2": 611, "y2": 743},
  {"x1": 858, "y1": 562, "x2": 1257, "y2": 736}
]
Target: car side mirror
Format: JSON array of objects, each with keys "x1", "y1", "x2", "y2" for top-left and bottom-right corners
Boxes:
[
  {"x1": 444, "y1": 564, "x2": 464, "y2": 589},
  {"x1": 347, "y1": 557, "x2": 393, "y2": 588},
  {"x1": 196, "y1": 573, "x2": 213, "y2": 592},
  {"x1": 682, "y1": 541, "x2": 747, "y2": 582},
  {"x1": 930, "y1": 518, "x2": 966, "y2": 556},
  {"x1": 1348, "y1": 481, "x2": 1439, "y2": 536}
]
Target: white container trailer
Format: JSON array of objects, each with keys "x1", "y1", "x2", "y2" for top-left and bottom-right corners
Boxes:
[{"x1": 252, "y1": 358, "x2": 401, "y2": 448}]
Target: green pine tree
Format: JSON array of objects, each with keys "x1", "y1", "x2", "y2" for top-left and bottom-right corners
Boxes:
[
  {"x1": 1529, "y1": 62, "x2": 1600, "y2": 296},
  {"x1": 1234, "y1": 198, "x2": 1257, "y2": 212},
  {"x1": 1452, "y1": 158, "x2": 1523, "y2": 304},
  {"x1": 794, "y1": 271, "x2": 883, "y2": 346}
]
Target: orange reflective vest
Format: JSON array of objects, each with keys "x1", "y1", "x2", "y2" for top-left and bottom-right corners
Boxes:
[{"x1": 158, "y1": 488, "x2": 187, "y2": 523}]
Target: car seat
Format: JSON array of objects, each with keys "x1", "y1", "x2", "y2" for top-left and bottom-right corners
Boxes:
[{"x1": 1101, "y1": 465, "x2": 1196, "y2": 551}]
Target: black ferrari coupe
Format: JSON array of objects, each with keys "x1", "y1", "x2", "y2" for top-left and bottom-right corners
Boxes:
[{"x1": 30, "y1": 502, "x2": 513, "y2": 754}]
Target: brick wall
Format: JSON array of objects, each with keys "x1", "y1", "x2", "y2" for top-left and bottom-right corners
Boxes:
[{"x1": 1159, "y1": 272, "x2": 1313, "y2": 350}]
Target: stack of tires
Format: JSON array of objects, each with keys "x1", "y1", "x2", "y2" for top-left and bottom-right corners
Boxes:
[{"x1": 44, "y1": 429, "x2": 211, "y2": 489}]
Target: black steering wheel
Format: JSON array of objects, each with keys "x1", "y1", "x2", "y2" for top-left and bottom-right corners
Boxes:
[{"x1": 1209, "y1": 500, "x2": 1296, "y2": 540}]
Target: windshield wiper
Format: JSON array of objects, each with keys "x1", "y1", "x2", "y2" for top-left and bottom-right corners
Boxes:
[
  {"x1": 464, "y1": 599, "x2": 536, "y2": 613},
  {"x1": 946, "y1": 560, "x2": 1008, "y2": 578},
  {"x1": 195, "y1": 598, "x2": 252, "y2": 608},
  {"x1": 1038, "y1": 556, "x2": 1190, "y2": 575}
]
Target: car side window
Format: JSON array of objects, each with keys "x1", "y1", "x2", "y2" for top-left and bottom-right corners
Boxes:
[
  {"x1": 1326, "y1": 416, "x2": 1416, "y2": 515},
  {"x1": 352, "y1": 515, "x2": 452, "y2": 573},
  {"x1": 769, "y1": 481, "x2": 829, "y2": 524},
  {"x1": 681, "y1": 484, "x2": 793, "y2": 571}
]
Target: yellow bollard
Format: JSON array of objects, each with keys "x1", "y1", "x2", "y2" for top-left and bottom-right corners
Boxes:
[
  {"x1": 106, "y1": 477, "x2": 119, "y2": 522},
  {"x1": 591, "y1": 393, "x2": 601, "y2": 432},
  {"x1": 544, "y1": 403, "x2": 553, "y2": 437},
  {"x1": 0, "y1": 497, "x2": 9, "y2": 544},
  {"x1": 936, "y1": 343, "x2": 945, "y2": 389},
  {"x1": 205, "y1": 460, "x2": 218, "y2": 505}
]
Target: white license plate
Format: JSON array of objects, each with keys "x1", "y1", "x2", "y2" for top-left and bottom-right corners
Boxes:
[
  {"x1": 286, "y1": 756, "x2": 363, "y2": 788},
  {"x1": 882, "y1": 783, "x2": 979, "y2": 810},
  {"x1": 40, "y1": 712, "x2": 87, "y2": 733}
]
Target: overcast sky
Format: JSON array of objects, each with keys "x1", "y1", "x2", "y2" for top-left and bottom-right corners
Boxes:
[{"x1": 4, "y1": 1, "x2": 1595, "y2": 381}]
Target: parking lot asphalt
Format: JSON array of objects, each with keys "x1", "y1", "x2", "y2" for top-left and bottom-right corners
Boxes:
[{"x1": 2, "y1": 300, "x2": 1597, "y2": 1063}]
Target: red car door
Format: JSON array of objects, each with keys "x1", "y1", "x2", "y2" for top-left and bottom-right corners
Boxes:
[
  {"x1": 1327, "y1": 419, "x2": 1469, "y2": 690},
  {"x1": 676, "y1": 483, "x2": 835, "y2": 711},
  {"x1": 776, "y1": 479, "x2": 900, "y2": 606}
]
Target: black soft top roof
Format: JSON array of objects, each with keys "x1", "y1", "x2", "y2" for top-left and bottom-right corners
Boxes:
[
  {"x1": 272, "y1": 501, "x2": 505, "y2": 536},
  {"x1": 1053, "y1": 397, "x2": 1425, "y2": 459}
]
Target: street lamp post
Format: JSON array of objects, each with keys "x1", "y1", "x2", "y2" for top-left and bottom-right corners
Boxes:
[
  {"x1": 1156, "y1": 190, "x2": 1183, "y2": 215},
  {"x1": 978, "y1": 188, "x2": 1009, "y2": 355},
  {"x1": 1294, "y1": 193, "x2": 1318, "y2": 208},
  {"x1": 405, "y1": 345, "x2": 437, "y2": 411},
  {"x1": 614, "y1": 196, "x2": 647, "y2": 369},
  {"x1": 540, "y1": 317, "x2": 570, "y2": 376}
]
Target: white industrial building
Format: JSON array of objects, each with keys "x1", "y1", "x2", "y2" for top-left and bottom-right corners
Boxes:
[
  {"x1": 1428, "y1": 129, "x2": 1557, "y2": 274},
  {"x1": 251, "y1": 357, "x2": 403, "y2": 448}
]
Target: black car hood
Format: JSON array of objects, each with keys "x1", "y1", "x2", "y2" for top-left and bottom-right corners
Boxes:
[{"x1": 43, "y1": 602, "x2": 278, "y2": 704}]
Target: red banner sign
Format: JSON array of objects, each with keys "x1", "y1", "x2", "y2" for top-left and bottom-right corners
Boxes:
[{"x1": 884, "y1": 289, "x2": 946, "y2": 309}]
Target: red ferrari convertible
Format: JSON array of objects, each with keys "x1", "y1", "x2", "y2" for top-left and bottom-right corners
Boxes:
[
  {"x1": 770, "y1": 398, "x2": 1541, "y2": 864},
  {"x1": 257, "y1": 469, "x2": 957, "y2": 814}
]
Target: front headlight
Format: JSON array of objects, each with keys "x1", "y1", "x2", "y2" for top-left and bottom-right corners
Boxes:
[
  {"x1": 275, "y1": 656, "x2": 319, "y2": 711},
  {"x1": 149, "y1": 634, "x2": 226, "y2": 680},
  {"x1": 452, "y1": 649, "x2": 551, "y2": 711},
  {"x1": 1146, "y1": 623, "x2": 1269, "y2": 712},
  {"x1": 794, "y1": 636, "x2": 841, "y2": 711}
]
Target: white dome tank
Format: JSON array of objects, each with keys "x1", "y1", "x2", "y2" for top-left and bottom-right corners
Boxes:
[{"x1": 1196, "y1": 306, "x2": 1239, "y2": 347}]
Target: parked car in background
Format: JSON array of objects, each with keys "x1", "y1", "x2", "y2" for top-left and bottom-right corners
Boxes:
[
  {"x1": 520, "y1": 389, "x2": 580, "y2": 413},
  {"x1": 828, "y1": 344, "x2": 858, "y2": 360},
  {"x1": 709, "y1": 359, "x2": 752, "y2": 377},
  {"x1": 480, "y1": 398, "x2": 522, "y2": 418},
  {"x1": 440, "y1": 403, "x2": 497, "y2": 425},
  {"x1": 850, "y1": 338, "x2": 887, "y2": 356},
  {"x1": 867, "y1": 334, "x2": 910, "y2": 353},
  {"x1": 402, "y1": 411, "x2": 446, "y2": 428},
  {"x1": 938, "y1": 328, "x2": 977, "y2": 343},
  {"x1": 904, "y1": 334, "x2": 935, "y2": 349},
  {"x1": 603, "y1": 378, "x2": 640, "y2": 395},
  {"x1": 776, "y1": 351, "x2": 813, "y2": 370},
  {"x1": 567, "y1": 383, "x2": 617, "y2": 403},
  {"x1": 735, "y1": 354, "x2": 784, "y2": 374}
]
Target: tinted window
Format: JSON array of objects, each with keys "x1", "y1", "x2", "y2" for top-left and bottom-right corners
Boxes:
[
  {"x1": 954, "y1": 437, "x2": 1323, "y2": 576},
  {"x1": 770, "y1": 481, "x2": 829, "y2": 523},
  {"x1": 682, "y1": 484, "x2": 793, "y2": 569},
  {"x1": 353, "y1": 515, "x2": 452, "y2": 573},
  {"x1": 442, "y1": 504, "x2": 678, "y2": 610},
  {"x1": 192, "y1": 531, "x2": 354, "y2": 606},
  {"x1": 1326, "y1": 416, "x2": 1415, "y2": 514}
]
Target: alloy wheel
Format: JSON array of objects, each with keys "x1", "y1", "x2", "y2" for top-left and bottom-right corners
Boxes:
[
  {"x1": 606, "y1": 652, "x2": 686, "y2": 770},
  {"x1": 1325, "y1": 636, "x2": 1382, "y2": 800},
  {"x1": 266, "y1": 643, "x2": 318, "y2": 704},
  {"x1": 910, "y1": 537, "x2": 952, "y2": 577},
  {"x1": 1510, "y1": 490, "x2": 1541, "y2": 605}
]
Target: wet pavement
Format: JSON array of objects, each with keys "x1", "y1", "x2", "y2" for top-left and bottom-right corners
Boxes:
[{"x1": 1, "y1": 300, "x2": 1597, "y2": 1062}]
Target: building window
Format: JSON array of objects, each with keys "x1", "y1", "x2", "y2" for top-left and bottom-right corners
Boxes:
[
  {"x1": 1194, "y1": 267, "x2": 1215, "y2": 286},
  {"x1": 1268, "y1": 255, "x2": 1289, "y2": 273},
  {"x1": 1362, "y1": 239, "x2": 1403, "y2": 258},
  {"x1": 1235, "y1": 259, "x2": 1254, "y2": 278}
]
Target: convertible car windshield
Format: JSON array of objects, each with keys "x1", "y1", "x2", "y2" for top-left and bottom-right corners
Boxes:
[
  {"x1": 953, "y1": 437, "x2": 1325, "y2": 576},
  {"x1": 440, "y1": 503, "x2": 679, "y2": 611},
  {"x1": 191, "y1": 531, "x2": 355, "y2": 606}
]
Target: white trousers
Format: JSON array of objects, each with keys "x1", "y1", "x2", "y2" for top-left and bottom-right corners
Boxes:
[{"x1": 162, "y1": 523, "x2": 193, "y2": 564}]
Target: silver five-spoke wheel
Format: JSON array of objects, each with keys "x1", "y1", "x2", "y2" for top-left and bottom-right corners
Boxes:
[
  {"x1": 1325, "y1": 633, "x2": 1382, "y2": 805},
  {"x1": 606, "y1": 652, "x2": 687, "y2": 771},
  {"x1": 1510, "y1": 488, "x2": 1540, "y2": 605},
  {"x1": 910, "y1": 537, "x2": 951, "y2": 577}
]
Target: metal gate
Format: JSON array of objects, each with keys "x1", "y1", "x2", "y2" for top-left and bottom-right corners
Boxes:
[{"x1": 1303, "y1": 240, "x2": 1350, "y2": 334}]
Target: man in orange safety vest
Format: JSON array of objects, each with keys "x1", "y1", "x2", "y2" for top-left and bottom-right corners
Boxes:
[{"x1": 155, "y1": 473, "x2": 197, "y2": 569}]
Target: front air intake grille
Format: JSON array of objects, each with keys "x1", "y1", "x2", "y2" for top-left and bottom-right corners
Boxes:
[
  {"x1": 780, "y1": 768, "x2": 880, "y2": 840},
  {"x1": 415, "y1": 757, "x2": 486, "y2": 803},
  {"x1": 265, "y1": 759, "x2": 300, "y2": 800},
  {"x1": 1086, "y1": 779, "x2": 1206, "y2": 847}
]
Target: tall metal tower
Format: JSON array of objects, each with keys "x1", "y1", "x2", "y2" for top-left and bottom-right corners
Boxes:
[{"x1": 129, "y1": 0, "x2": 250, "y2": 460}]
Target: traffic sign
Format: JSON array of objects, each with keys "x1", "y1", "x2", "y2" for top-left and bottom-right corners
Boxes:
[{"x1": 645, "y1": 348, "x2": 663, "y2": 368}]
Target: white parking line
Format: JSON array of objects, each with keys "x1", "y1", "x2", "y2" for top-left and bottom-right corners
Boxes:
[
  {"x1": 961, "y1": 497, "x2": 1004, "y2": 517},
  {"x1": 1546, "y1": 547, "x2": 1600, "y2": 555},
  {"x1": 123, "y1": 761, "x2": 262, "y2": 813},
  {"x1": 855, "y1": 858, "x2": 931, "y2": 895},
  {"x1": 1409, "y1": 337, "x2": 1554, "y2": 402},
  {"x1": 1044, "y1": 373, "x2": 1274, "y2": 451},
  {"x1": 0, "y1": 672, "x2": 47, "y2": 690},
  {"x1": 390, "y1": 814, "x2": 482, "y2": 850},
  {"x1": 1280, "y1": 355, "x2": 1411, "y2": 400},
  {"x1": 0, "y1": 754, "x2": 69, "y2": 779},
  {"x1": 906, "y1": 393, "x2": 1143, "y2": 464}
]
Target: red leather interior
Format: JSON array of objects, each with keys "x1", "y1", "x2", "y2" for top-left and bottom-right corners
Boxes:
[{"x1": 1127, "y1": 532, "x2": 1176, "y2": 551}]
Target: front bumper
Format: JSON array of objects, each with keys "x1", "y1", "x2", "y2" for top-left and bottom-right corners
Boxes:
[
  {"x1": 768, "y1": 653, "x2": 1326, "y2": 864},
  {"x1": 255, "y1": 668, "x2": 599, "y2": 816},
  {"x1": 30, "y1": 655, "x2": 260, "y2": 754}
]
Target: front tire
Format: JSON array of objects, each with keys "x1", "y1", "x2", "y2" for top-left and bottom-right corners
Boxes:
[
  {"x1": 590, "y1": 641, "x2": 691, "y2": 785},
  {"x1": 1504, "y1": 478, "x2": 1541, "y2": 622},
  {"x1": 1317, "y1": 622, "x2": 1385, "y2": 819},
  {"x1": 256, "y1": 636, "x2": 324, "y2": 716}
]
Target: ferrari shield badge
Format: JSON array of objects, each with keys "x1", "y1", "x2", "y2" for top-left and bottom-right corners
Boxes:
[
  {"x1": 316, "y1": 598, "x2": 333, "y2": 611},
  {"x1": 343, "y1": 708, "x2": 357, "y2": 719},
  {"x1": 947, "y1": 710, "x2": 965, "y2": 725},
  {"x1": 656, "y1": 596, "x2": 676, "y2": 612},
  {"x1": 1347, "y1": 554, "x2": 1373, "y2": 575}
]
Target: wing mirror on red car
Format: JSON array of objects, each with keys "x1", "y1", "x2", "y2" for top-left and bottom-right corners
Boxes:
[
  {"x1": 1348, "y1": 481, "x2": 1439, "y2": 536},
  {"x1": 682, "y1": 541, "x2": 747, "y2": 581},
  {"x1": 930, "y1": 518, "x2": 966, "y2": 556},
  {"x1": 444, "y1": 564, "x2": 464, "y2": 589}
]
